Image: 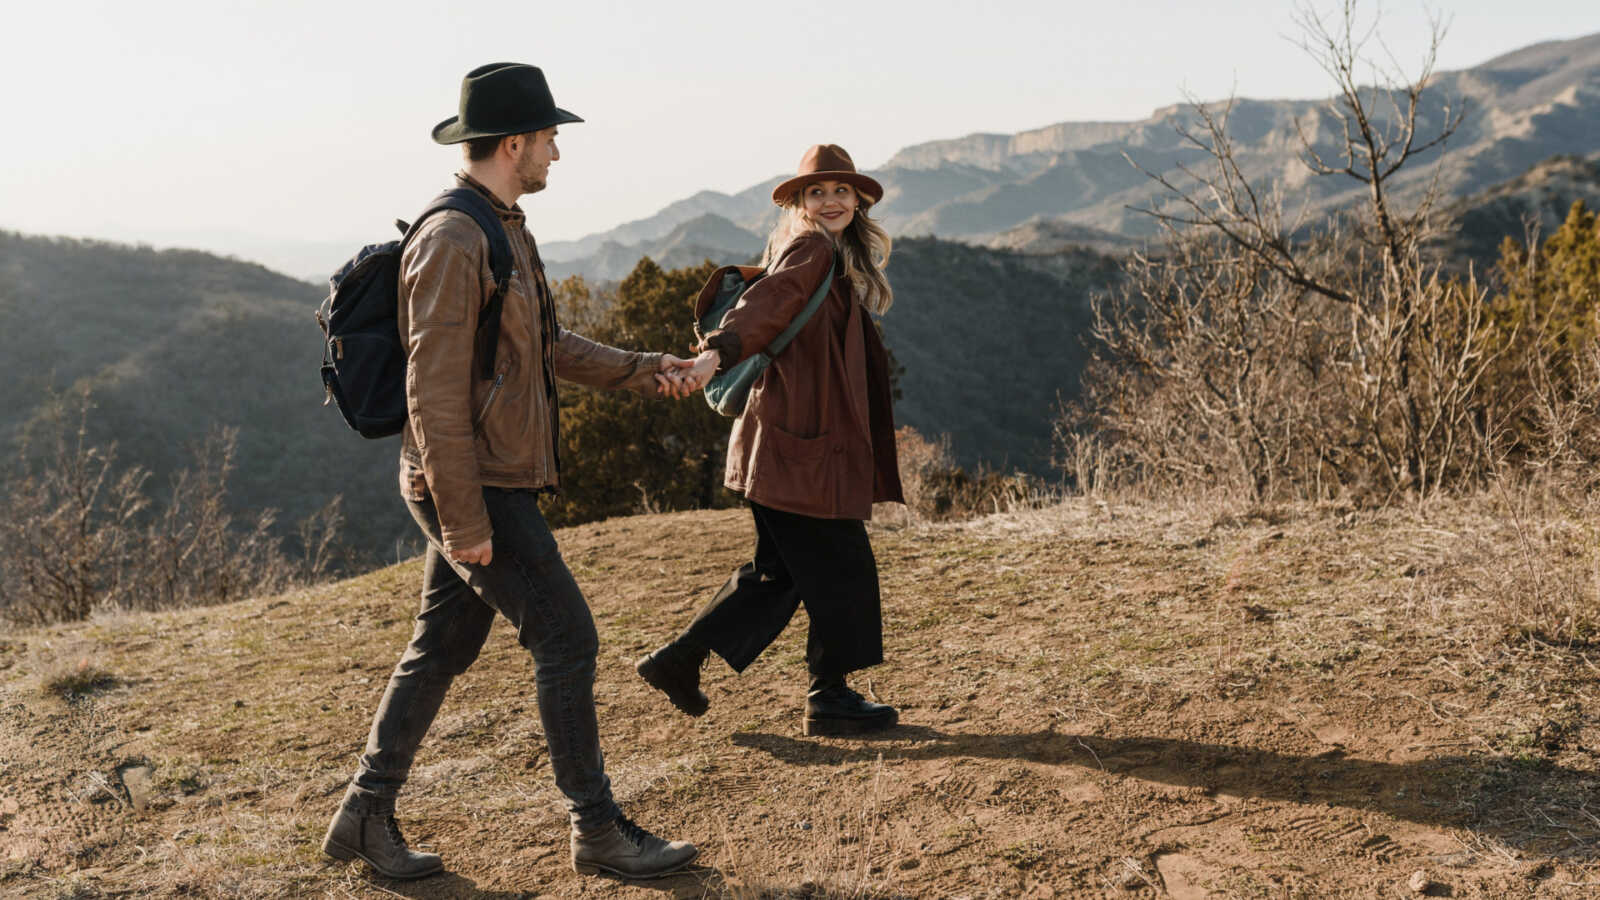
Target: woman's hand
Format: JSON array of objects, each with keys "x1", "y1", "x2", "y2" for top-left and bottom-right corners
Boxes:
[{"x1": 680, "y1": 350, "x2": 720, "y2": 392}]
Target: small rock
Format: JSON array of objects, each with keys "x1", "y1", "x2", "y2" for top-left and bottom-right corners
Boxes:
[
  {"x1": 119, "y1": 765, "x2": 155, "y2": 812},
  {"x1": 798, "y1": 821, "x2": 811, "y2": 831},
  {"x1": 1408, "y1": 870, "x2": 1431, "y2": 893}
]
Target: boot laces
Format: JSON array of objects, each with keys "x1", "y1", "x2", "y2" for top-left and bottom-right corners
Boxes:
[
  {"x1": 614, "y1": 815, "x2": 655, "y2": 850},
  {"x1": 383, "y1": 814, "x2": 410, "y2": 850}
]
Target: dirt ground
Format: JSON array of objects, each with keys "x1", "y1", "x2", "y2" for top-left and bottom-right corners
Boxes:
[{"x1": 2, "y1": 497, "x2": 1598, "y2": 898}]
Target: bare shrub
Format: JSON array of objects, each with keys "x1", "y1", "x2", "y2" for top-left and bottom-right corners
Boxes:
[
  {"x1": 1479, "y1": 206, "x2": 1600, "y2": 484},
  {"x1": 888, "y1": 427, "x2": 1052, "y2": 523},
  {"x1": 0, "y1": 389, "x2": 317, "y2": 627},
  {"x1": 1062, "y1": 2, "x2": 1522, "y2": 504}
]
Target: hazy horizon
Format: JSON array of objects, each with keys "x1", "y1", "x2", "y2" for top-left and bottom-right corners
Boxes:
[{"x1": 4, "y1": 0, "x2": 1597, "y2": 281}]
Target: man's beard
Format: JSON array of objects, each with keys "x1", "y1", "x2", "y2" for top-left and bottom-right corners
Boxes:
[{"x1": 515, "y1": 150, "x2": 547, "y2": 194}]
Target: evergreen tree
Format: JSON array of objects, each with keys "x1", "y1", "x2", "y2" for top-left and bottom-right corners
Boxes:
[
  {"x1": 545, "y1": 258, "x2": 733, "y2": 526},
  {"x1": 1490, "y1": 200, "x2": 1600, "y2": 388}
]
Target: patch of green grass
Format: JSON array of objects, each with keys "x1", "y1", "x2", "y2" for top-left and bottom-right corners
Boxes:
[
  {"x1": 997, "y1": 839, "x2": 1045, "y2": 870},
  {"x1": 158, "y1": 762, "x2": 206, "y2": 796}
]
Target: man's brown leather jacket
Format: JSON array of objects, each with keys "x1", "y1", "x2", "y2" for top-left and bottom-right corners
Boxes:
[{"x1": 398, "y1": 174, "x2": 662, "y2": 553}]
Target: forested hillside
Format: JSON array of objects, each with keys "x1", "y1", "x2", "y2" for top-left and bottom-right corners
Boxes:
[
  {"x1": 0, "y1": 232, "x2": 404, "y2": 567},
  {"x1": 884, "y1": 238, "x2": 1118, "y2": 472},
  {"x1": 0, "y1": 230, "x2": 1119, "y2": 571}
]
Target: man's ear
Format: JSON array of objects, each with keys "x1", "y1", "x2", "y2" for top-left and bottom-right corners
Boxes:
[{"x1": 502, "y1": 134, "x2": 521, "y2": 158}]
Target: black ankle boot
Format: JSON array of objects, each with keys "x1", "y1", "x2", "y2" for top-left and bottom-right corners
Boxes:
[
  {"x1": 804, "y1": 676, "x2": 897, "y2": 736},
  {"x1": 321, "y1": 785, "x2": 443, "y2": 879},
  {"x1": 636, "y1": 640, "x2": 710, "y2": 717}
]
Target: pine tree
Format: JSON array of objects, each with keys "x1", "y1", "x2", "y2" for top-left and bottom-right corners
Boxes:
[{"x1": 545, "y1": 258, "x2": 733, "y2": 526}]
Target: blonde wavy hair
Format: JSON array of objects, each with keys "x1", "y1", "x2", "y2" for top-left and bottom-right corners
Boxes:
[{"x1": 761, "y1": 186, "x2": 894, "y2": 315}]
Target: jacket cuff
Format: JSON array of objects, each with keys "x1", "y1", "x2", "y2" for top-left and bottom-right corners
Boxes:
[
  {"x1": 703, "y1": 331, "x2": 742, "y2": 374},
  {"x1": 634, "y1": 351, "x2": 665, "y2": 395},
  {"x1": 440, "y1": 517, "x2": 493, "y2": 557}
]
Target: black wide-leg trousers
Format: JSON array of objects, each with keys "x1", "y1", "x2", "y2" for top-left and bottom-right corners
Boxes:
[{"x1": 679, "y1": 501, "x2": 883, "y2": 677}]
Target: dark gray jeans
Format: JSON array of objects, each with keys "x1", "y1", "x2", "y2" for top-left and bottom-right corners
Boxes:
[{"x1": 350, "y1": 487, "x2": 620, "y2": 831}]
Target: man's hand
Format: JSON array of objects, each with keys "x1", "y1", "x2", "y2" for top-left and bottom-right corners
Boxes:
[
  {"x1": 655, "y1": 354, "x2": 697, "y2": 398},
  {"x1": 451, "y1": 538, "x2": 493, "y2": 566}
]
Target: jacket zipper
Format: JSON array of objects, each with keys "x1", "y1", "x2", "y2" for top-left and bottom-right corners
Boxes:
[{"x1": 474, "y1": 373, "x2": 505, "y2": 427}]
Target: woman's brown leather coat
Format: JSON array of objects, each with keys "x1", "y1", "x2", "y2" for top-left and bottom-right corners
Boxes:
[{"x1": 700, "y1": 231, "x2": 903, "y2": 519}]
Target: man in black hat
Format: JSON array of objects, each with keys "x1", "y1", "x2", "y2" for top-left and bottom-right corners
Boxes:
[{"x1": 321, "y1": 62, "x2": 702, "y2": 882}]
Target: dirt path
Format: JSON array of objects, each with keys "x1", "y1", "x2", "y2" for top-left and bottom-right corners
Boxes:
[{"x1": 2, "y1": 499, "x2": 1597, "y2": 897}]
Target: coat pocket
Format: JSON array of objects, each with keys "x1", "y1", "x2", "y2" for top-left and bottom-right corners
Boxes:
[{"x1": 749, "y1": 424, "x2": 833, "y2": 514}]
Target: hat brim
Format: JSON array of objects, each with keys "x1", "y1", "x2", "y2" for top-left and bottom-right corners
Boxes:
[
  {"x1": 771, "y1": 171, "x2": 884, "y2": 206},
  {"x1": 431, "y1": 108, "x2": 585, "y2": 145}
]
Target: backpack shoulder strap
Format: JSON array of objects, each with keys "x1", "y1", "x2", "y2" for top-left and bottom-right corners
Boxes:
[
  {"x1": 402, "y1": 188, "x2": 515, "y2": 381},
  {"x1": 762, "y1": 253, "x2": 837, "y2": 359}
]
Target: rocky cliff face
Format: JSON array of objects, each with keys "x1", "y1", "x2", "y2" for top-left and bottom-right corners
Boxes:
[{"x1": 544, "y1": 31, "x2": 1600, "y2": 280}]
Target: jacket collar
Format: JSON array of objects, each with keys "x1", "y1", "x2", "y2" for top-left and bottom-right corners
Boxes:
[{"x1": 454, "y1": 171, "x2": 527, "y2": 228}]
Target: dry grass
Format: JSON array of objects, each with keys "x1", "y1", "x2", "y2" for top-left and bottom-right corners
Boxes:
[
  {"x1": 1, "y1": 495, "x2": 1598, "y2": 897},
  {"x1": 40, "y1": 661, "x2": 119, "y2": 703}
]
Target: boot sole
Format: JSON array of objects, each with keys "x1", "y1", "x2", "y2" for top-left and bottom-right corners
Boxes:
[
  {"x1": 573, "y1": 846, "x2": 700, "y2": 879},
  {"x1": 804, "y1": 710, "x2": 899, "y2": 736},
  {"x1": 322, "y1": 838, "x2": 443, "y2": 880},
  {"x1": 635, "y1": 656, "x2": 709, "y2": 717}
]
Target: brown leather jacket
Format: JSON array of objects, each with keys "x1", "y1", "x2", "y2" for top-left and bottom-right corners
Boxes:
[
  {"x1": 399, "y1": 174, "x2": 663, "y2": 552},
  {"x1": 700, "y1": 230, "x2": 904, "y2": 519}
]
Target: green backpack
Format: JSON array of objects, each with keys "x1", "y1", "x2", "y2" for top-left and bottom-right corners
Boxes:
[{"x1": 692, "y1": 256, "x2": 836, "y2": 417}]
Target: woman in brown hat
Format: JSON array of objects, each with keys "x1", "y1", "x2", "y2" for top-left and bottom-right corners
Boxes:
[{"x1": 637, "y1": 144, "x2": 905, "y2": 736}]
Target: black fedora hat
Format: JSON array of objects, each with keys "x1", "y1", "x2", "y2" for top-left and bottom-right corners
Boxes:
[{"x1": 432, "y1": 62, "x2": 584, "y2": 145}]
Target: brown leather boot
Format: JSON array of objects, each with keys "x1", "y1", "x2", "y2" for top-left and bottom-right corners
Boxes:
[
  {"x1": 571, "y1": 814, "x2": 698, "y2": 878},
  {"x1": 322, "y1": 785, "x2": 443, "y2": 880}
]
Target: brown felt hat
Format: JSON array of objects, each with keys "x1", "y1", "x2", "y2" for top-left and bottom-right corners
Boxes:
[{"x1": 771, "y1": 144, "x2": 884, "y2": 206}]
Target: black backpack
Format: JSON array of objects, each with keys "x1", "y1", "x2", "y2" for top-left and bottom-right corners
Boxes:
[{"x1": 316, "y1": 188, "x2": 513, "y2": 438}]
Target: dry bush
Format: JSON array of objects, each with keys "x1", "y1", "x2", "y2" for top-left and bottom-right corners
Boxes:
[
  {"x1": 0, "y1": 389, "x2": 335, "y2": 627},
  {"x1": 890, "y1": 427, "x2": 1052, "y2": 523},
  {"x1": 1058, "y1": 2, "x2": 1546, "y2": 505}
]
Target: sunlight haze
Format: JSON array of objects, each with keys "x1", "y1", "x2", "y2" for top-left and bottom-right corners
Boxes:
[{"x1": 2, "y1": 0, "x2": 1596, "y2": 280}]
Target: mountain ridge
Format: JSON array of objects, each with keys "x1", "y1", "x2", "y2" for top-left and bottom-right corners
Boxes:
[{"x1": 541, "y1": 30, "x2": 1600, "y2": 281}]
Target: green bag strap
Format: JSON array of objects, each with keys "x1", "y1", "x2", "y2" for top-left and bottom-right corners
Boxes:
[{"x1": 759, "y1": 254, "x2": 836, "y2": 361}]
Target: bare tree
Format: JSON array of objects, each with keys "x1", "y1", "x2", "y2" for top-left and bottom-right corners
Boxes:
[
  {"x1": 1075, "y1": 0, "x2": 1502, "y2": 502},
  {"x1": 0, "y1": 392, "x2": 148, "y2": 624},
  {"x1": 0, "y1": 390, "x2": 307, "y2": 626}
]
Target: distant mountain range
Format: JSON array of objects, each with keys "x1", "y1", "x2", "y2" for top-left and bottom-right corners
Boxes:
[{"x1": 542, "y1": 31, "x2": 1600, "y2": 281}]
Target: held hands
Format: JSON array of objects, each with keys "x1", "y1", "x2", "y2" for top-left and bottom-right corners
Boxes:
[
  {"x1": 654, "y1": 354, "x2": 696, "y2": 398},
  {"x1": 654, "y1": 351, "x2": 720, "y2": 399},
  {"x1": 682, "y1": 350, "x2": 718, "y2": 391}
]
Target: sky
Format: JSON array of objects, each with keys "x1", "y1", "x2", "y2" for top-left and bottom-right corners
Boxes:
[{"x1": 2, "y1": 0, "x2": 1597, "y2": 278}]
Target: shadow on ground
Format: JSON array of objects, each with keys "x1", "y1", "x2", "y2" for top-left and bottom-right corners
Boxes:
[
  {"x1": 352, "y1": 865, "x2": 730, "y2": 899},
  {"x1": 733, "y1": 727, "x2": 1600, "y2": 858}
]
